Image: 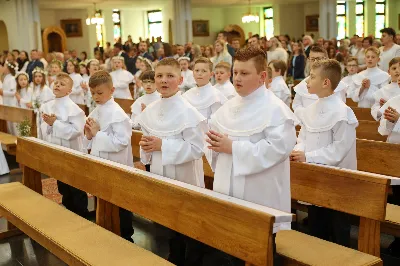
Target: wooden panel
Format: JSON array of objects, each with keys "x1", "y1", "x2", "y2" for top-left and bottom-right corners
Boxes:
[
  {"x1": 290, "y1": 161, "x2": 389, "y2": 221},
  {"x1": 96, "y1": 198, "x2": 121, "y2": 235},
  {"x1": 16, "y1": 137, "x2": 276, "y2": 266},
  {"x1": 357, "y1": 120, "x2": 386, "y2": 141},
  {"x1": 352, "y1": 107, "x2": 374, "y2": 121},
  {"x1": 357, "y1": 139, "x2": 400, "y2": 177},
  {"x1": 77, "y1": 104, "x2": 89, "y2": 116},
  {"x1": 22, "y1": 166, "x2": 43, "y2": 194},
  {"x1": 347, "y1": 99, "x2": 358, "y2": 107},
  {"x1": 0, "y1": 105, "x2": 35, "y2": 124},
  {"x1": 358, "y1": 218, "x2": 381, "y2": 257},
  {"x1": 115, "y1": 98, "x2": 134, "y2": 114},
  {"x1": 131, "y1": 130, "x2": 142, "y2": 158}
]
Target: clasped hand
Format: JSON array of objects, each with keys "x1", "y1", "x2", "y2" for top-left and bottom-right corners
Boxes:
[
  {"x1": 84, "y1": 118, "x2": 100, "y2": 140},
  {"x1": 42, "y1": 113, "x2": 56, "y2": 126},
  {"x1": 205, "y1": 130, "x2": 232, "y2": 154},
  {"x1": 139, "y1": 135, "x2": 162, "y2": 152}
]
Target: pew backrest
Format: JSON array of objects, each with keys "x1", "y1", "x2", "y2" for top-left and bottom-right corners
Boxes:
[
  {"x1": 115, "y1": 98, "x2": 134, "y2": 114},
  {"x1": 352, "y1": 107, "x2": 374, "y2": 121},
  {"x1": 357, "y1": 120, "x2": 386, "y2": 141},
  {"x1": 0, "y1": 105, "x2": 37, "y2": 137},
  {"x1": 347, "y1": 99, "x2": 358, "y2": 107}
]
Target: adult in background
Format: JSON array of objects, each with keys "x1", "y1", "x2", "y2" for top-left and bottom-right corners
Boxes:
[
  {"x1": 217, "y1": 31, "x2": 235, "y2": 57},
  {"x1": 317, "y1": 37, "x2": 324, "y2": 48},
  {"x1": 288, "y1": 41, "x2": 305, "y2": 81},
  {"x1": 303, "y1": 35, "x2": 313, "y2": 57},
  {"x1": 17, "y1": 50, "x2": 30, "y2": 72},
  {"x1": 26, "y1": 49, "x2": 44, "y2": 82},
  {"x1": 396, "y1": 34, "x2": 400, "y2": 45},
  {"x1": 137, "y1": 41, "x2": 154, "y2": 61},
  {"x1": 248, "y1": 35, "x2": 260, "y2": 49},
  {"x1": 231, "y1": 38, "x2": 241, "y2": 52},
  {"x1": 173, "y1": 44, "x2": 186, "y2": 60},
  {"x1": 379, "y1": 27, "x2": 400, "y2": 72},
  {"x1": 94, "y1": 41, "x2": 104, "y2": 57},
  {"x1": 267, "y1": 37, "x2": 288, "y2": 64},
  {"x1": 71, "y1": 49, "x2": 81, "y2": 63}
]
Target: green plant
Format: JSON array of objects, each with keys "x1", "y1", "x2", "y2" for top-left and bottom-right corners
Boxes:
[{"x1": 17, "y1": 117, "x2": 32, "y2": 137}]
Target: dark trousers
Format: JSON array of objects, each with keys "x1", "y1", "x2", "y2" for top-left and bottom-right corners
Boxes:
[
  {"x1": 387, "y1": 186, "x2": 400, "y2": 256},
  {"x1": 119, "y1": 207, "x2": 134, "y2": 242},
  {"x1": 308, "y1": 205, "x2": 351, "y2": 247},
  {"x1": 57, "y1": 180, "x2": 89, "y2": 219}
]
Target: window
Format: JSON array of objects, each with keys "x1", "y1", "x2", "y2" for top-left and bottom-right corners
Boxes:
[
  {"x1": 336, "y1": 1, "x2": 346, "y2": 40},
  {"x1": 355, "y1": 0, "x2": 364, "y2": 37},
  {"x1": 263, "y1": 7, "x2": 273, "y2": 39},
  {"x1": 95, "y1": 10, "x2": 104, "y2": 47},
  {"x1": 112, "y1": 10, "x2": 121, "y2": 43},
  {"x1": 375, "y1": 1, "x2": 386, "y2": 38},
  {"x1": 148, "y1": 10, "x2": 163, "y2": 40}
]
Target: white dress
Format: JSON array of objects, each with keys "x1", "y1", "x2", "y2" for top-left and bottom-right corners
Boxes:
[
  {"x1": 179, "y1": 70, "x2": 196, "y2": 92},
  {"x1": 214, "y1": 80, "x2": 237, "y2": 100},
  {"x1": 378, "y1": 95, "x2": 400, "y2": 143},
  {"x1": 379, "y1": 44, "x2": 400, "y2": 72},
  {"x1": 110, "y1": 69, "x2": 134, "y2": 100},
  {"x1": 32, "y1": 84, "x2": 55, "y2": 139},
  {"x1": 130, "y1": 91, "x2": 161, "y2": 129},
  {"x1": 294, "y1": 94, "x2": 358, "y2": 170},
  {"x1": 83, "y1": 98, "x2": 133, "y2": 166},
  {"x1": 40, "y1": 95, "x2": 85, "y2": 150},
  {"x1": 371, "y1": 82, "x2": 400, "y2": 121},
  {"x1": 209, "y1": 85, "x2": 298, "y2": 233},
  {"x1": 18, "y1": 87, "x2": 33, "y2": 109},
  {"x1": 69, "y1": 73, "x2": 84, "y2": 105},
  {"x1": 270, "y1": 76, "x2": 291, "y2": 107},
  {"x1": 341, "y1": 74, "x2": 357, "y2": 98},
  {"x1": 2, "y1": 74, "x2": 18, "y2": 135},
  {"x1": 0, "y1": 149, "x2": 9, "y2": 175},
  {"x1": 137, "y1": 91, "x2": 207, "y2": 187},
  {"x1": 292, "y1": 77, "x2": 347, "y2": 117},
  {"x1": 182, "y1": 82, "x2": 227, "y2": 121},
  {"x1": 351, "y1": 67, "x2": 390, "y2": 108}
]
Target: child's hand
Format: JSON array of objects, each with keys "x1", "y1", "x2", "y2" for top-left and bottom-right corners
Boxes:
[
  {"x1": 81, "y1": 82, "x2": 88, "y2": 91},
  {"x1": 42, "y1": 113, "x2": 57, "y2": 126},
  {"x1": 361, "y1": 78, "x2": 370, "y2": 89},
  {"x1": 84, "y1": 124, "x2": 93, "y2": 140},
  {"x1": 87, "y1": 118, "x2": 100, "y2": 137},
  {"x1": 397, "y1": 79, "x2": 400, "y2": 87},
  {"x1": 290, "y1": 151, "x2": 306, "y2": 162},
  {"x1": 205, "y1": 130, "x2": 232, "y2": 154},
  {"x1": 26, "y1": 102, "x2": 33, "y2": 108},
  {"x1": 384, "y1": 107, "x2": 400, "y2": 123},
  {"x1": 380, "y1": 98, "x2": 387, "y2": 107},
  {"x1": 141, "y1": 103, "x2": 146, "y2": 111},
  {"x1": 15, "y1": 92, "x2": 21, "y2": 102},
  {"x1": 139, "y1": 136, "x2": 162, "y2": 152}
]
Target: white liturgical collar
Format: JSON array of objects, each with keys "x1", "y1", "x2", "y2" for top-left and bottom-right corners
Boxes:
[{"x1": 183, "y1": 82, "x2": 227, "y2": 110}]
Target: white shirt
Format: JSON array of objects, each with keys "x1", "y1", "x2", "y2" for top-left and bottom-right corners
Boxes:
[
  {"x1": 371, "y1": 82, "x2": 400, "y2": 121},
  {"x1": 130, "y1": 91, "x2": 161, "y2": 129},
  {"x1": 378, "y1": 95, "x2": 400, "y2": 143},
  {"x1": 69, "y1": 73, "x2": 84, "y2": 105},
  {"x1": 137, "y1": 91, "x2": 207, "y2": 187},
  {"x1": 40, "y1": 95, "x2": 85, "y2": 151},
  {"x1": 32, "y1": 84, "x2": 55, "y2": 139},
  {"x1": 18, "y1": 87, "x2": 33, "y2": 109},
  {"x1": 267, "y1": 48, "x2": 288, "y2": 64},
  {"x1": 214, "y1": 80, "x2": 237, "y2": 100},
  {"x1": 351, "y1": 66, "x2": 390, "y2": 108},
  {"x1": 269, "y1": 76, "x2": 291, "y2": 107},
  {"x1": 179, "y1": 70, "x2": 196, "y2": 92},
  {"x1": 84, "y1": 97, "x2": 133, "y2": 166},
  {"x1": 111, "y1": 69, "x2": 134, "y2": 100},
  {"x1": 209, "y1": 85, "x2": 298, "y2": 233},
  {"x1": 1, "y1": 74, "x2": 17, "y2": 107},
  {"x1": 379, "y1": 44, "x2": 400, "y2": 72},
  {"x1": 341, "y1": 74, "x2": 357, "y2": 98}
]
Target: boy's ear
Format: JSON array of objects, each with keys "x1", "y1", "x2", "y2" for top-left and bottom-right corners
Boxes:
[
  {"x1": 111, "y1": 86, "x2": 116, "y2": 94},
  {"x1": 178, "y1": 76, "x2": 183, "y2": 85},
  {"x1": 211, "y1": 71, "x2": 214, "y2": 77}
]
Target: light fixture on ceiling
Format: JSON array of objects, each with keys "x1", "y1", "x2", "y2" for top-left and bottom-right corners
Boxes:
[
  {"x1": 86, "y1": 3, "x2": 104, "y2": 25},
  {"x1": 242, "y1": 0, "x2": 259, "y2": 24}
]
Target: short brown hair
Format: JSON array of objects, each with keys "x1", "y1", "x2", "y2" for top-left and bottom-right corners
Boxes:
[
  {"x1": 269, "y1": 60, "x2": 287, "y2": 76},
  {"x1": 139, "y1": 70, "x2": 155, "y2": 81},
  {"x1": 194, "y1": 57, "x2": 213, "y2": 72},
  {"x1": 266, "y1": 66, "x2": 272, "y2": 79},
  {"x1": 56, "y1": 72, "x2": 73, "y2": 88},
  {"x1": 310, "y1": 45, "x2": 328, "y2": 58},
  {"x1": 389, "y1": 57, "x2": 400, "y2": 69},
  {"x1": 347, "y1": 56, "x2": 358, "y2": 65},
  {"x1": 233, "y1": 47, "x2": 267, "y2": 73},
  {"x1": 311, "y1": 59, "x2": 342, "y2": 91},
  {"x1": 89, "y1": 70, "x2": 113, "y2": 89},
  {"x1": 215, "y1": 61, "x2": 231, "y2": 72},
  {"x1": 155, "y1": 57, "x2": 180, "y2": 73},
  {"x1": 364, "y1": 46, "x2": 380, "y2": 56}
]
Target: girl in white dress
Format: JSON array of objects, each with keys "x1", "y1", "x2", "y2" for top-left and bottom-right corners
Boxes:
[
  {"x1": 0, "y1": 62, "x2": 18, "y2": 135},
  {"x1": 110, "y1": 56, "x2": 134, "y2": 100},
  {"x1": 15, "y1": 72, "x2": 33, "y2": 109},
  {"x1": 134, "y1": 57, "x2": 153, "y2": 99},
  {"x1": 81, "y1": 59, "x2": 100, "y2": 113},
  {"x1": 66, "y1": 59, "x2": 84, "y2": 104}
]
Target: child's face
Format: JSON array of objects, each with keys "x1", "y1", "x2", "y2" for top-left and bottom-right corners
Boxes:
[
  {"x1": 113, "y1": 59, "x2": 123, "y2": 70},
  {"x1": 141, "y1": 79, "x2": 157, "y2": 94},
  {"x1": 67, "y1": 61, "x2": 75, "y2": 74},
  {"x1": 233, "y1": 59, "x2": 266, "y2": 97},
  {"x1": 365, "y1": 51, "x2": 379, "y2": 68},
  {"x1": 34, "y1": 73, "x2": 43, "y2": 85},
  {"x1": 193, "y1": 63, "x2": 212, "y2": 87},
  {"x1": 155, "y1": 65, "x2": 182, "y2": 98},
  {"x1": 51, "y1": 64, "x2": 61, "y2": 76},
  {"x1": 89, "y1": 63, "x2": 99, "y2": 75},
  {"x1": 80, "y1": 65, "x2": 87, "y2": 75},
  {"x1": 307, "y1": 67, "x2": 326, "y2": 96},
  {"x1": 90, "y1": 83, "x2": 115, "y2": 105},
  {"x1": 18, "y1": 75, "x2": 28, "y2": 88},
  {"x1": 389, "y1": 62, "x2": 400, "y2": 82},
  {"x1": 214, "y1": 67, "x2": 230, "y2": 84},
  {"x1": 346, "y1": 60, "x2": 358, "y2": 75},
  {"x1": 179, "y1": 60, "x2": 189, "y2": 71},
  {"x1": 308, "y1": 51, "x2": 326, "y2": 67},
  {"x1": 135, "y1": 59, "x2": 142, "y2": 68},
  {"x1": 269, "y1": 64, "x2": 281, "y2": 79},
  {"x1": 53, "y1": 78, "x2": 72, "y2": 98}
]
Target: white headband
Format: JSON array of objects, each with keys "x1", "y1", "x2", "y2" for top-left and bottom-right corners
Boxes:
[{"x1": 177, "y1": 56, "x2": 191, "y2": 62}]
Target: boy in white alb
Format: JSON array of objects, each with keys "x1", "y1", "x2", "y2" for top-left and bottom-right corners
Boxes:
[
  {"x1": 291, "y1": 59, "x2": 358, "y2": 247},
  {"x1": 341, "y1": 57, "x2": 359, "y2": 98},
  {"x1": 351, "y1": 47, "x2": 390, "y2": 108},
  {"x1": 371, "y1": 57, "x2": 400, "y2": 121},
  {"x1": 292, "y1": 46, "x2": 347, "y2": 117},
  {"x1": 213, "y1": 62, "x2": 237, "y2": 99},
  {"x1": 269, "y1": 60, "x2": 291, "y2": 107},
  {"x1": 131, "y1": 70, "x2": 161, "y2": 129},
  {"x1": 84, "y1": 71, "x2": 134, "y2": 243},
  {"x1": 177, "y1": 57, "x2": 196, "y2": 92},
  {"x1": 40, "y1": 73, "x2": 88, "y2": 218},
  {"x1": 137, "y1": 58, "x2": 207, "y2": 265},
  {"x1": 182, "y1": 57, "x2": 227, "y2": 122}
]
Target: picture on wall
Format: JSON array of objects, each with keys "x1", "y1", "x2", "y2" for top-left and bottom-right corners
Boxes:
[
  {"x1": 306, "y1": 15, "x2": 319, "y2": 32},
  {"x1": 61, "y1": 19, "x2": 82, "y2": 37},
  {"x1": 192, "y1": 20, "x2": 209, "y2": 37}
]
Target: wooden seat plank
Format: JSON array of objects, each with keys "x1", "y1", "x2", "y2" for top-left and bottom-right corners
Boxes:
[
  {"x1": 0, "y1": 132, "x2": 17, "y2": 155},
  {"x1": 352, "y1": 107, "x2": 375, "y2": 121},
  {"x1": 115, "y1": 98, "x2": 134, "y2": 114}
]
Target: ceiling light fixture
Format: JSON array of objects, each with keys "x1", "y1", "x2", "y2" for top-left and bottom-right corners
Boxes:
[
  {"x1": 86, "y1": 3, "x2": 104, "y2": 25},
  {"x1": 242, "y1": 0, "x2": 259, "y2": 24}
]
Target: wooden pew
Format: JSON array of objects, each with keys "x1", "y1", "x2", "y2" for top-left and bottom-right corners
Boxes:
[
  {"x1": 77, "y1": 104, "x2": 89, "y2": 116},
  {"x1": 16, "y1": 137, "x2": 295, "y2": 266},
  {"x1": 357, "y1": 120, "x2": 386, "y2": 141},
  {"x1": 115, "y1": 98, "x2": 134, "y2": 114},
  {"x1": 347, "y1": 98, "x2": 358, "y2": 107},
  {"x1": 352, "y1": 107, "x2": 375, "y2": 121},
  {"x1": 0, "y1": 182, "x2": 172, "y2": 265}
]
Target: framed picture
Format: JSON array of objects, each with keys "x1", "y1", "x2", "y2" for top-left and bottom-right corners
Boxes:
[
  {"x1": 305, "y1": 15, "x2": 319, "y2": 32},
  {"x1": 60, "y1": 19, "x2": 82, "y2": 37},
  {"x1": 192, "y1": 20, "x2": 209, "y2": 37}
]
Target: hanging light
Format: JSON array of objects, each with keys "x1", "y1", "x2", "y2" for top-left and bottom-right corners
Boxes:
[
  {"x1": 86, "y1": 3, "x2": 104, "y2": 25},
  {"x1": 242, "y1": 0, "x2": 259, "y2": 24}
]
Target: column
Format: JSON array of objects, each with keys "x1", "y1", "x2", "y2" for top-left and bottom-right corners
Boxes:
[
  {"x1": 172, "y1": 0, "x2": 193, "y2": 44},
  {"x1": 319, "y1": 0, "x2": 337, "y2": 39},
  {"x1": 15, "y1": 0, "x2": 42, "y2": 50},
  {"x1": 347, "y1": 0, "x2": 356, "y2": 37},
  {"x1": 365, "y1": 0, "x2": 375, "y2": 36}
]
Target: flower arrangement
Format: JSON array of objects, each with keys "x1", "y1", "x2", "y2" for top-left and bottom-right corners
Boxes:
[{"x1": 17, "y1": 117, "x2": 32, "y2": 137}]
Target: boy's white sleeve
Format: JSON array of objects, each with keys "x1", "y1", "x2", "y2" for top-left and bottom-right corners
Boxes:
[
  {"x1": 71, "y1": 77, "x2": 83, "y2": 95},
  {"x1": 161, "y1": 122, "x2": 206, "y2": 165},
  {"x1": 92, "y1": 119, "x2": 131, "y2": 153},
  {"x1": 140, "y1": 127, "x2": 152, "y2": 165},
  {"x1": 293, "y1": 126, "x2": 306, "y2": 152},
  {"x1": 371, "y1": 93, "x2": 382, "y2": 121},
  {"x1": 3, "y1": 88, "x2": 16, "y2": 97},
  {"x1": 305, "y1": 121, "x2": 356, "y2": 166},
  {"x1": 50, "y1": 113, "x2": 85, "y2": 140},
  {"x1": 351, "y1": 84, "x2": 363, "y2": 103},
  {"x1": 292, "y1": 94, "x2": 304, "y2": 117},
  {"x1": 231, "y1": 121, "x2": 297, "y2": 176}
]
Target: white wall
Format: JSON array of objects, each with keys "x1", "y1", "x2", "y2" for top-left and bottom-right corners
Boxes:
[
  {"x1": 120, "y1": 9, "x2": 145, "y2": 43},
  {"x1": 303, "y1": 2, "x2": 320, "y2": 38},
  {"x1": 278, "y1": 4, "x2": 304, "y2": 40}
]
